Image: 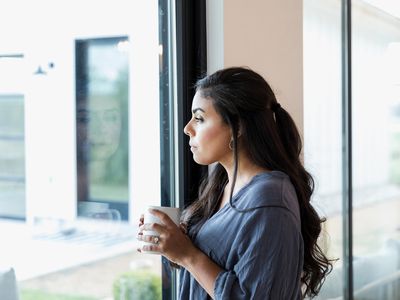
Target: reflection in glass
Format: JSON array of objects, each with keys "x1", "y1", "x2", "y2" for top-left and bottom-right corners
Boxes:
[
  {"x1": 0, "y1": 95, "x2": 25, "y2": 219},
  {"x1": 76, "y1": 37, "x2": 129, "y2": 220}
]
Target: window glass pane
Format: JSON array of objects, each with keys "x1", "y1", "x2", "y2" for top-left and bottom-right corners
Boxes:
[
  {"x1": 0, "y1": 95, "x2": 25, "y2": 219},
  {"x1": 304, "y1": 0, "x2": 344, "y2": 298},
  {"x1": 0, "y1": 182, "x2": 25, "y2": 218},
  {"x1": 76, "y1": 37, "x2": 130, "y2": 221},
  {"x1": 0, "y1": 140, "x2": 25, "y2": 177},
  {"x1": 352, "y1": 1, "x2": 400, "y2": 298},
  {"x1": 0, "y1": 95, "x2": 24, "y2": 135},
  {"x1": 0, "y1": 1, "x2": 175, "y2": 299}
]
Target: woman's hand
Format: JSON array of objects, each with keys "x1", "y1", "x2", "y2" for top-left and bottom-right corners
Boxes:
[
  {"x1": 137, "y1": 213, "x2": 145, "y2": 243},
  {"x1": 137, "y1": 209, "x2": 197, "y2": 266}
]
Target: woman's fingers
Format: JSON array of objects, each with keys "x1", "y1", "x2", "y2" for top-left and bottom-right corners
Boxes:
[
  {"x1": 138, "y1": 214, "x2": 144, "y2": 225},
  {"x1": 136, "y1": 210, "x2": 192, "y2": 263},
  {"x1": 138, "y1": 235, "x2": 161, "y2": 244},
  {"x1": 137, "y1": 235, "x2": 161, "y2": 252},
  {"x1": 141, "y1": 244, "x2": 159, "y2": 252},
  {"x1": 139, "y1": 222, "x2": 167, "y2": 235},
  {"x1": 137, "y1": 214, "x2": 145, "y2": 238},
  {"x1": 148, "y1": 209, "x2": 176, "y2": 227}
]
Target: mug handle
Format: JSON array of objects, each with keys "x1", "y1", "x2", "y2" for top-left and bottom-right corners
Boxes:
[{"x1": 108, "y1": 209, "x2": 121, "y2": 222}]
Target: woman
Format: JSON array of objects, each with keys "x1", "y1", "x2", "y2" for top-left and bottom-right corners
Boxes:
[{"x1": 138, "y1": 67, "x2": 332, "y2": 299}]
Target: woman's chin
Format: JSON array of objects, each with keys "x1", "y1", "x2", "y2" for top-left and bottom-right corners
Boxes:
[
  {"x1": 192, "y1": 156, "x2": 203, "y2": 165},
  {"x1": 192, "y1": 154, "x2": 213, "y2": 166}
]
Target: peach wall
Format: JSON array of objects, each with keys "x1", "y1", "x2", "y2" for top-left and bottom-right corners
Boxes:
[{"x1": 207, "y1": 0, "x2": 304, "y2": 135}]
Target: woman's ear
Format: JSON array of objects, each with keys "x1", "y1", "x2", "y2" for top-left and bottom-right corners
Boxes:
[{"x1": 229, "y1": 122, "x2": 242, "y2": 139}]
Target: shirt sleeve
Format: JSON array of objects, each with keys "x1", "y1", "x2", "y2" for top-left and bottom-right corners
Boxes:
[{"x1": 213, "y1": 207, "x2": 303, "y2": 300}]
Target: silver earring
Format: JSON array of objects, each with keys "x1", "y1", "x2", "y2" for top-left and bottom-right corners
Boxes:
[{"x1": 229, "y1": 139, "x2": 234, "y2": 150}]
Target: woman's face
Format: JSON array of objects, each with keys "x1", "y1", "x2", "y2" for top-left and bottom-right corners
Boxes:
[
  {"x1": 183, "y1": 91, "x2": 231, "y2": 165},
  {"x1": 77, "y1": 95, "x2": 122, "y2": 161}
]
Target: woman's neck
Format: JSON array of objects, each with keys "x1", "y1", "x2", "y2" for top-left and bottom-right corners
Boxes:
[{"x1": 220, "y1": 150, "x2": 269, "y2": 194}]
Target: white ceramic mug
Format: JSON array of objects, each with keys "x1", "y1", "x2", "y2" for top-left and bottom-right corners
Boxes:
[{"x1": 142, "y1": 205, "x2": 180, "y2": 253}]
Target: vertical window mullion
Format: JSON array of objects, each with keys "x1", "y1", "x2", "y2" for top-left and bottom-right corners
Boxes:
[{"x1": 341, "y1": 0, "x2": 353, "y2": 299}]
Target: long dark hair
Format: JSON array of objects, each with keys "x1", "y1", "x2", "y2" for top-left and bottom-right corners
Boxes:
[{"x1": 182, "y1": 67, "x2": 333, "y2": 298}]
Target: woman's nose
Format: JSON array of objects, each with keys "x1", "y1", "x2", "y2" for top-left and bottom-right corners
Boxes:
[{"x1": 183, "y1": 122, "x2": 191, "y2": 136}]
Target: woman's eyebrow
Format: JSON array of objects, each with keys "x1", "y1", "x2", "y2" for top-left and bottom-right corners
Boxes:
[{"x1": 192, "y1": 108, "x2": 205, "y2": 114}]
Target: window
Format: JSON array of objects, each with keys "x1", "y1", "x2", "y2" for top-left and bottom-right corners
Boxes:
[
  {"x1": 0, "y1": 0, "x2": 178, "y2": 299},
  {"x1": 76, "y1": 37, "x2": 130, "y2": 221},
  {"x1": 0, "y1": 94, "x2": 25, "y2": 219},
  {"x1": 352, "y1": 1, "x2": 400, "y2": 298},
  {"x1": 0, "y1": 56, "x2": 26, "y2": 220},
  {"x1": 304, "y1": 0, "x2": 344, "y2": 297},
  {"x1": 304, "y1": 0, "x2": 400, "y2": 298}
]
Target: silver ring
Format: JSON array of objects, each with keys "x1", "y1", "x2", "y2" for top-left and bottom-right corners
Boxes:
[{"x1": 153, "y1": 236, "x2": 159, "y2": 244}]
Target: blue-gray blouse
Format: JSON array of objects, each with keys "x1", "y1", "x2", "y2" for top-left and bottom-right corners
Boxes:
[{"x1": 178, "y1": 171, "x2": 304, "y2": 300}]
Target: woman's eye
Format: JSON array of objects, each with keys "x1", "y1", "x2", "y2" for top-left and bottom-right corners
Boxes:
[
  {"x1": 194, "y1": 117, "x2": 204, "y2": 123},
  {"x1": 77, "y1": 115, "x2": 90, "y2": 124}
]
